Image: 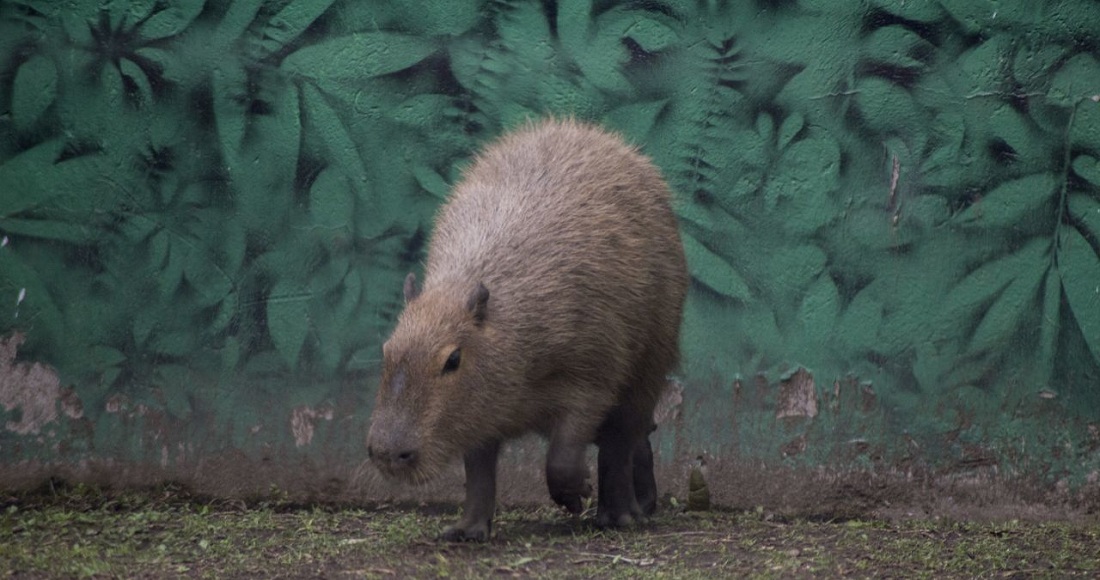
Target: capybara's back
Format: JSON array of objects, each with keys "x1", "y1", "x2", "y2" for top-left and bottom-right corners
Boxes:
[{"x1": 367, "y1": 118, "x2": 689, "y2": 540}]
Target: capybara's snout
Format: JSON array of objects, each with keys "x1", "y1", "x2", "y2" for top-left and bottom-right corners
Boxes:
[{"x1": 366, "y1": 419, "x2": 421, "y2": 478}]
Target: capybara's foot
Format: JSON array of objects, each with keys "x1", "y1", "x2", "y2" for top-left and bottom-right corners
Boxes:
[
  {"x1": 549, "y1": 478, "x2": 592, "y2": 514},
  {"x1": 547, "y1": 459, "x2": 592, "y2": 514},
  {"x1": 440, "y1": 520, "x2": 491, "y2": 542},
  {"x1": 595, "y1": 507, "x2": 646, "y2": 529}
]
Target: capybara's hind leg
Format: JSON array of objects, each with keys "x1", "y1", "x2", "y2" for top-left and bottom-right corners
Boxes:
[
  {"x1": 632, "y1": 426, "x2": 658, "y2": 516},
  {"x1": 596, "y1": 407, "x2": 647, "y2": 527}
]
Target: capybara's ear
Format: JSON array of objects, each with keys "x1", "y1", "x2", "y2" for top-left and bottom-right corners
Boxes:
[
  {"x1": 467, "y1": 282, "x2": 489, "y2": 325},
  {"x1": 404, "y1": 272, "x2": 421, "y2": 303}
]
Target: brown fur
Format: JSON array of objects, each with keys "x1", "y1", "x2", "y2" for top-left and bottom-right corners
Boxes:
[{"x1": 367, "y1": 118, "x2": 688, "y2": 539}]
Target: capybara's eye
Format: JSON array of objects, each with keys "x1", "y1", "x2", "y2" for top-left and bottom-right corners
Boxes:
[{"x1": 442, "y1": 348, "x2": 462, "y2": 374}]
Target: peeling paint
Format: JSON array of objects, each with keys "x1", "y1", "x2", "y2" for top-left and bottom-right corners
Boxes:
[
  {"x1": 776, "y1": 367, "x2": 818, "y2": 419},
  {"x1": 291, "y1": 405, "x2": 334, "y2": 448},
  {"x1": 0, "y1": 333, "x2": 63, "y2": 435},
  {"x1": 59, "y1": 388, "x2": 83, "y2": 419},
  {"x1": 655, "y1": 379, "x2": 684, "y2": 426},
  {"x1": 781, "y1": 434, "x2": 808, "y2": 457}
]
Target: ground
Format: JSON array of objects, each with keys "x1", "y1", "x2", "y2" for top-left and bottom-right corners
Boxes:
[{"x1": 2, "y1": 483, "x2": 1098, "y2": 578}]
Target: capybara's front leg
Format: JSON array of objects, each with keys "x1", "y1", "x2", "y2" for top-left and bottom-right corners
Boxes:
[
  {"x1": 441, "y1": 441, "x2": 500, "y2": 542},
  {"x1": 545, "y1": 424, "x2": 593, "y2": 514}
]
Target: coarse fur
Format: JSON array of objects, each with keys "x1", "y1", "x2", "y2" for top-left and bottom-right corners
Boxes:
[{"x1": 366, "y1": 118, "x2": 689, "y2": 541}]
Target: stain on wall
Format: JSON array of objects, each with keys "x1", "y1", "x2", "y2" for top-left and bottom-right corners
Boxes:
[
  {"x1": 0, "y1": 333, "x2": 66, "y2": 435},
  {"x1": 1, "y1": 0, "x2": 1099, "y2": 504}
]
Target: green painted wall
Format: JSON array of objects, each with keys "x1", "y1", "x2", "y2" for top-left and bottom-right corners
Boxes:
[{"x1": 1, "y1": 0, "x2": 1099, "y2": 496}]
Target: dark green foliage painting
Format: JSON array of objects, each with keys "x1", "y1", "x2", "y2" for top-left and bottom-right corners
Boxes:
[{"x1": 1, "y1": 0, "x2": 1099, "y2": 488}]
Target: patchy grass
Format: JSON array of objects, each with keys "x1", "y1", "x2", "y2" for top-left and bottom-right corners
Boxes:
[{"x1": 1, "y1": 483, "x2": 1098, "y2": 578}]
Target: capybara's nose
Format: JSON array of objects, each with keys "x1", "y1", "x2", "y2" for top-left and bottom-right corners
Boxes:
[
  {"x1": 395, "y1": 449, "x2": 418, "y2": 466},
  {"x1": 367, "y1": 444, "x2": 419, "y2": 470}
]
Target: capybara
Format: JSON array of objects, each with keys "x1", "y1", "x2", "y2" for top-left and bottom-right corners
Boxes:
[{"x1": 366, "y1": 118, "x2": 688, "y2": 541}]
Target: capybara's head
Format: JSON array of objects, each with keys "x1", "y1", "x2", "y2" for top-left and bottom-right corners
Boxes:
[{"x1": 366, "y1": 273, "x2": 492, "y2": 482}]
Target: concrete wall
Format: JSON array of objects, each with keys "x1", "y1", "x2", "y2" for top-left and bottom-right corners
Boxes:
[{"x1": 1, "y1": 0, "x2": 1099, "y2": 508}]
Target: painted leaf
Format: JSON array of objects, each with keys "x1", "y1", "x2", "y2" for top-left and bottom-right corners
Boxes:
[
  {"x1": 133, "y1": 307, "x2": 158, "y2": 346},
  {"x1": 209, "y1": 292, "x2": 238, "y2": 335},
  {"x1": 310, "y1": 256, "x2": 350, "y2": 295},
  {"x1": 137, "y1": 0, "x2": 203, "y2": 41},
  {"x1": 302, "y1": 85, "x2": 380, "y2": 235},
  {"x1": 837, "y1": 288, "x2": 883, "y2": 355},
  {"x1": 1072, "y1": 155, "x2": 1100, "y2": 188},
  {"x1": 565, "y1": 5, "x2": 633, "y2": 94},
  {"x1": 1036, "y1": 267, "x2": 1062, "y2": 387},
  {"x1": 854, "y1": 76, "x2": 920, "y2": 135},
  {"x1": 1048, "y1": 53, "x2": 1100, "y2": 107},
  {"x1": 393, "y1": 94, "x2": 452, "y2": 127},
  {"x1": 1059, "y1": 229, "x2": 1100, "y2": 364},
  {"x1": 282, "y1": 32, "x2": 437, "y2": 81},
  {"x1": 496, "y1": 0, "x2": 554, "y2": 66},
  {"x1": 755, "y1": 113, "x2": 775, "y2": 145},
  {"x1": 0, "y1": 218, "x2": 92, "y2": 244},
  {"x1": 682, "y1": 233, "x2": 751, "y2": 301},
  {"x1": 259, "y1": 0, "x2": 338, "y2": 55},
  {"x1": 765, "y1": 133, "x2": 841, "y2": 211},
  {"x1": 221, "y1": 337, "x2": 241, "y2": 372},
  {"x1": 869, "y1": 0, "x2": 946, "y2": 22},
  {"x1": 967, "y1": 259, "x2": 1047, "y2": 355},
  {"x1": 214, "y1": 0, "x2": 264, "y2": 44},
  {"x1": 777, "y1": 112, "x2": 804, "y2": 152},
  {"x1": 89, "y1": 345, "x2": 127, "y2": 369},
  {"x1": 0, "y1": 140, "x2": 107, "y2": 218},
  {"x1": 952, "y1": 173, "x2": 1058, "y2": 228},
  {"x1": 214, "y1": 64, "x2": 301, "y2": 232},
  {"x1": 184, "y1": 251, "x2": 233, "y2": 308},
  {"x1": 1070, "y1": 194, "x2": 1100, "y2": 241},
  {"x1": 604, "y1": 100, "x2": 667, "y2": 144},
  {"x1": 400, "y1": 0, "x2": 483, "y2": 36},
  {"x1": 759, "y1": 245, "x2": 828, "y2": 306},
  {"x1": 861, "y1": 26, "x2": 930, "y2": 70},
  {"x1": 151, "y1": 330, "x2": 195, "y2": 357},
  {"x1": 937, "y1": 238, "x2": 1049, "y2": 342},
  {"x1": 159, "y1": 239, "x2": 185, "y2": 299},
  {"x1": 0, "y1": 251, "x2": 64, "y2": 348},
  {"x1": 212, "y1": 65, "x2": 248, "y2": 166},
  {"x1": 346, "y1": 348, "x2": 377, "y2": 371},
  {"x1": 411, "y1": 164, "x2": 451, "y2": 200},
  {"x1": 119, "y1": 58, "x2": 153, "y2": 107},
  {"x1": 1014, "y1": 44, "x2": 1069, "y2": 88},
  {"x1": 797, "y1": 274, "x2": 840, "y2": 348},
  {"x1": 621, "y1": 14, "x2": 677, "y2": 52},
  {"x1": 310, "y1": 168, "x2": 355, "y2": 231},
  {"x1": 156, "y1": 366, "x2": 195, "y2": 418},
  {"x1": 11, "y1": 55, "x2": 57, "y2": 130},
  {"x1": 267, "y1": 278, "x2": 312, "y2": 369}
]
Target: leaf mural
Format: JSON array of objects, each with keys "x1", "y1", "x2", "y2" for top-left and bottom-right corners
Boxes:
[
  {"x1": 952, "y1": 174, "x2": 1059, "y2": 229},
  {"x1": 258, "y1": 0, "x2": 339, "y2": 56},
  {"x1": 1, "y1": 0, "x2": 1099, "y2": 481},
  {"x1": 11, "y1": 54, "x2": 57, "y2": 130},
  {"x1": 213, "y1": 62, "x2": 301, "y2": 233},
  {"x1": 682, "y1": 234, "x2": 751, "y2": 301},
  {"x1": 1059, "y1": 229, "x2": 1100, "y2": 364},
  {"x1": 282, "y1": 32, "x2": 438, "y2": 81},
  {"x1": 267, "y1": 278, "x2": 312, "y2": 370}
]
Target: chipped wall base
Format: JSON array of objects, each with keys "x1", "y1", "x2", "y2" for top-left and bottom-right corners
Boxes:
[
  {"x1": 3, "y1": 335, "x2": 1098, "y2": 517},
  {"x1": 5, "y1": 447, "x2": 1098, "y2": 523}
]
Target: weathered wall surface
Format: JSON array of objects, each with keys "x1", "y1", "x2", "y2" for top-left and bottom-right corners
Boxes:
[{"x1": 1, "y1": 0, "x2": 1099, "y2": 507}]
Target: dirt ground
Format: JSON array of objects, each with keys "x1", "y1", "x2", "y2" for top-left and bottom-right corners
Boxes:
[{"x1": 2, "y1": 482, "x2": 1099, "y2": 578}]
